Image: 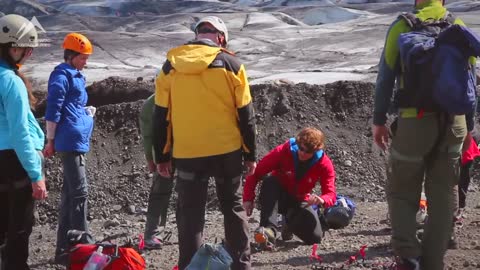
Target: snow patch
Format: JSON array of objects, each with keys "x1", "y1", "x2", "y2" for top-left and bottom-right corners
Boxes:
[
  {"x1": 445, "y1": 1, "x2": 480, "y2": 12},
  {"x1": 302, "y1": 7, "x2": 369, "y2": 25},
  {"x1": 250, "y1": 71, "x2": 369, "y2": 85}
]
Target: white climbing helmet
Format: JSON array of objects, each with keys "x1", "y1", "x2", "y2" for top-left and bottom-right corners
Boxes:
[
  {"x1": 194, "y1": 16, "x2": 229, "y2": 46},
  {"x1": 0, "y1": 14, "x2": 38, "y2": 47}
]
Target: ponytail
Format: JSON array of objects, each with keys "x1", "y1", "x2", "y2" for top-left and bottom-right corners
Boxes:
[
  {"x1": 0, "y1": 44, "x2": 37, "y2": 110},
  {"x1": 14, "y1": 70, "x2": 37, "y2": 110}
]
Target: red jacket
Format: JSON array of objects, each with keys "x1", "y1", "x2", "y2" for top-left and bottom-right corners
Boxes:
[
  {"x1": 462, "y1": 139, "x2": 480, "y2": 165},
  {"x1": 243, "y1": 138, "x2": 337, "y2": 208}
]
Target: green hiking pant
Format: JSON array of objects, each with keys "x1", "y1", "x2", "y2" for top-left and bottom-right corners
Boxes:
[
  {"x1": 387, "y1": 112, "x2": 466, "y2": 270},
  {"x1": 144, "y1": 173, "x2": 174, "y2": 240}
]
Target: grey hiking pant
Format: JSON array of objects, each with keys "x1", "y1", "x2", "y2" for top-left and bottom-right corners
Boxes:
[
  {"x1": 144, "y1": 173, "x2": 174, "y2": 240},
  {"x1": 56, "y1": 152, "x2": 89, "y2": 255},
  {"x1": 387, "y1": 111, "x2": 466, "y2": 270}
]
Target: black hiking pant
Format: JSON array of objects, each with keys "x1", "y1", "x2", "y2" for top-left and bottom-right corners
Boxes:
[
  {"x1": 458, "y1": 160, "x2": 473, "y2": 209},
  {"x1": 0, "y1": 150, "x2": 35, "y2": 270},
  {"x1": 259, "y1": 176, "x2": 323, "y2": 245},
  {"x1": 174, "y1": 149, "x2": 250, "y2": 270}
]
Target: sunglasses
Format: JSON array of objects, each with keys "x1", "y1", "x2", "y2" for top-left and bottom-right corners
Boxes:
[
  {"x1": 298, "y1": 144, "x2": 314, "y2": 154},
  {"x1": 196, "y1": 27, "x2": 220, "y2": 34}
]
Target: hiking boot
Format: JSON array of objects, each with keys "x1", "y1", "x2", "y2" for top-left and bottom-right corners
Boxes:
[
  {"x1": 144, "y1": 237, "x2": 162, "y2": 250},
  {"x1": 394, "y1": 257, "x2": 421, "y2": 270},
  {"x1": 254, "y1": 226, "x2": 276, "y2": 245},
  {"x1": 454, "y1": 208, "x2": 465, "y2": 225},
  {"x1": 416, "y1": 229, "x2": 424, "y2": 241},
  {"x1": 281, "y1": 224, "x2": 293, "y2": 241},
  {"x1": 448, "y1": 236, "x2": 458, "y2": 250},
  {"x1": 51, "y1": 253, "x2": 69, "y2": 266}
]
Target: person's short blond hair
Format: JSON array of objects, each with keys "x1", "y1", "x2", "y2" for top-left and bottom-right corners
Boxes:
[{"x1": 295, "y1": 127, "x2": 325, "y2": 152}]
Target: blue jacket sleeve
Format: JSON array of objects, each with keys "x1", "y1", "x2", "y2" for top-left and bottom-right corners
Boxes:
[
  {"x1": 4, "y1": 76, "x2": 42, "y2": 182},
  {"x1": 45, "y1": 71, "x2": 68, "y2": 123},
  {"x1": 374, "y1": 19, "x2": 406, "y2": 126}
]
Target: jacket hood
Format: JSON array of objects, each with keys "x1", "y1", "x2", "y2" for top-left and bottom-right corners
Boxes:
[
  {"x1": 167, "y1": 39, "x2": 221, "y2": 74},
  {"x1": 289, "y1": 138, "x2": 324, "y2": 175}
]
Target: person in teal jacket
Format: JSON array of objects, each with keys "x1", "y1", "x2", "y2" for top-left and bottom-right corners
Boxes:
[
  {"x1": 139, "y1": 94, "x2": 174, "y2": 249},
  {"x1": 0, "y1": 14, "x2": 47, "y2": 270},
  {"x1": 372, "y1": 1, "x2": 476, "y2": 269},
  {"x1": 43, "y1": 32, "x2": 95, "y2": 264}
]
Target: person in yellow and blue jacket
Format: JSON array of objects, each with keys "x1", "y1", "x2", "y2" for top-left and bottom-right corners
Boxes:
[
  {"x1": 152, "y1": 16, "x2": 257, "y2": 270},
  {"x1": 372, "y1": 0, "x2": 478, "y2": 269}
]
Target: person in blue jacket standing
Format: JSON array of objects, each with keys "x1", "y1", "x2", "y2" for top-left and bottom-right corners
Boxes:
[
  {"x1": 0, "y1": 14, "x2": 47, "y2": 270},
  {"x1": 43, "y1": 33, "x2": 94, "y2": 264}
]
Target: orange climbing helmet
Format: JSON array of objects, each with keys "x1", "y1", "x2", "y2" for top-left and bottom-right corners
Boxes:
[{"x1": 62, "y1": 33, "x2": 93, "y2": 55}]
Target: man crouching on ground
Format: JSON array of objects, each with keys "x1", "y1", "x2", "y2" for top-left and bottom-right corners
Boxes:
[{"x1": 243, "y1": 127, "x2": 336, "y2": 246}]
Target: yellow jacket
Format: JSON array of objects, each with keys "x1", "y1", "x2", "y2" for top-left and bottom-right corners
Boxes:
[{"x1": 153, "y1": 39, "x2": 256, "y2": 161}]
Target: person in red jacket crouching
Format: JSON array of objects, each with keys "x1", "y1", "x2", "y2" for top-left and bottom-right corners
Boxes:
[{"x1": 243, "y1": 127, "x2": 336, "y2": 246}]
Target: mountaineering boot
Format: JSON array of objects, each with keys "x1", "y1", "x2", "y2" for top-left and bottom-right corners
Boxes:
[
  {"x1": 254, "y1": 226, "x2": 276, "y2": 245},
  {"x1": 144, "y1": 236, "x2": 162, "y2": 250},
  {"x1": 281, "y1": 224, "x2": 293, "y2": 241},
  {"x1": 394, "y1": 257, "x2": 421, "y2": 270},
  {"x1": 448, "y1": 235, "x2": 458, "y2": 250},
  {"x1": 51, "y1": 253, "x2": 69, "y2": 266}
]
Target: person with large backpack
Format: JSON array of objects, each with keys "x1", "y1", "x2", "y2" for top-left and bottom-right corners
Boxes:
[
  {"x1": 372, "y1": 0, "x2": 480, "y2": 269},
  {"x1": 43, "y1": 33, "x2": 95, "y2": 265},
  {"x1": 0, "y1": 14, "x2": 48, "y2": 270}
]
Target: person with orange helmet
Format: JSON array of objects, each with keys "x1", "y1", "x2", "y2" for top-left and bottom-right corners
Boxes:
[{"x1": 43, "y1": 32, "x2": 95, "y2": 265}]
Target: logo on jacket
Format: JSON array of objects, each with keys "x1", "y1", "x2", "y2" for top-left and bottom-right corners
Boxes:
[
  {"x1": 210, "y1": 60, "x2": 224, "y2": 68},
  {"x1": 18, "y1": 16, "x2": 46, "y2": 39}
]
